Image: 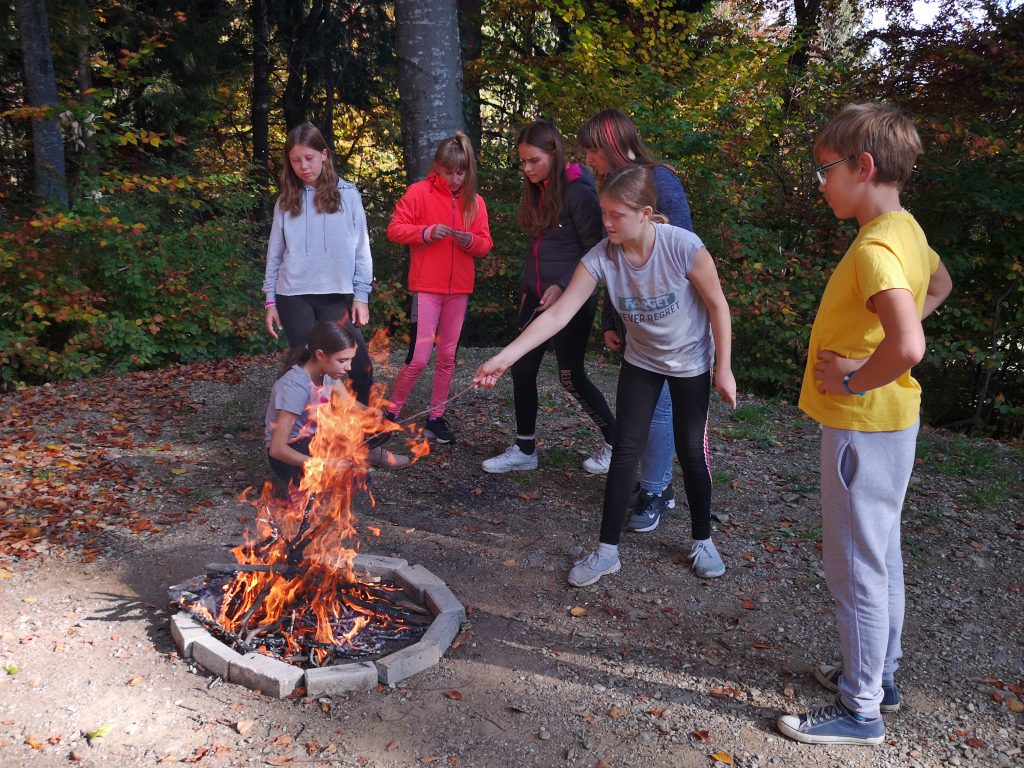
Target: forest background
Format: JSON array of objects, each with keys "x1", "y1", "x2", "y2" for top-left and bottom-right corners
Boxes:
[{"x1": 0, "y1": 0, "x2": 1021, "y2": 439}]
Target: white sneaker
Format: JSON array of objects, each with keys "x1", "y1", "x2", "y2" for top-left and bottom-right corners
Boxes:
[
  {"x1": 482, "y1": 445, "x2": 538, "y2": 473},
  {"x1": 582, "y1": 441, "x2": 613, "y2": 474}
]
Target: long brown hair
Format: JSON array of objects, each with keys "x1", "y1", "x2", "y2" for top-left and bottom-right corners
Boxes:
[
  {"x1": 278, "y1": 123, "x2": 342, "y2": 217},
  {"x1": 577, "y1": 109, "x2": 679, "y2": 183},
  {"x1": 515, "y1": 121, "x2": 568, "y2": 236},
  {"x1": 435, "y1": 131, "x2": 479, "y2": 227}
]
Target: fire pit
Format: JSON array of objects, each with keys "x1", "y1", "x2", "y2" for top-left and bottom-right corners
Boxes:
[
  {"x1": 169, "y1": 553, "x2": 464, "y2": 697},
  {"x1": 168, "y1": 383, "x2": 460, "y2": 697}
]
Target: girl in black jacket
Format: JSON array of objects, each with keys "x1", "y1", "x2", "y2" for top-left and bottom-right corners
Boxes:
[{"x1": 482, "y1": 121, "x2": 616, "y2": 475}]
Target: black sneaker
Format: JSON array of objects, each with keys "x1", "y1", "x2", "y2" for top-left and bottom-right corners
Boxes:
[
  {"x1": 627, "y1": 488, "x2": 672, "y2": 532},
  {"x1": 424, "y1": 416, "x2": 455, "y2": 444},
  {"x1": 629, "y1": 482, "x2": 675, "y2": 510}
]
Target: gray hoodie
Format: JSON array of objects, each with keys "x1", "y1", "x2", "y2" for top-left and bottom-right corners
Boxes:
[{"x1": 262, "y1": 179, "x2": 373, "y2": 303}]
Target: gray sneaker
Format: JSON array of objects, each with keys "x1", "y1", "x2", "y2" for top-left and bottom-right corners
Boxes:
[
  {"x1": 627, "y1": 488, "x2": 674, "y2": 532},
  {"x1": 687, "y1": 539, "x2": 725, "y2": 578},
  {"x1": 482, "y1": 445, "x2": 538, "y2": 473},
  {"x1": 567, "y1": 549, "x2": 621, "y2": 587},
  {"x1": 815, "y1": 663, "x2": 901, "y2": 713}
]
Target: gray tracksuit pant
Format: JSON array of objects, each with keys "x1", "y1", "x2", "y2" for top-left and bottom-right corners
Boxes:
[{"x1": 820, "y1": 421, "x2": 919, "y2": 719}]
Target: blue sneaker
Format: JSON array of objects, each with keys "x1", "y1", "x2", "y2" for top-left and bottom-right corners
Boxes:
[
  {"x1": 626, "y1": 488, "x2": 675, "y2": 532},
  {"x1": 777, "y1": 700, "x2": 885, "y2": 745},
  {"x1": 815, "y1": 663, "x2": 901, "y2": 713}
]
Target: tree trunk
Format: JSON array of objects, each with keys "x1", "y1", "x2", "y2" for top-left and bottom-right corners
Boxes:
[
  {"x1": 394, "y1": 0, "x2": 465, "y2": 183},
  {"x1": 457, "y1": 0, "x2": 482, "y2": 151},
  {"x1": 14, "y1": 0, "x2": 67, "y2": 206},
  {"x1": 251, "y1": 0, "x2": 271, "y2": 197}
]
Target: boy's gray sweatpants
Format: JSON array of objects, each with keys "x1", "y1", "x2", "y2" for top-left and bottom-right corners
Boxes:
[{"x1": 820, "y1": 421, "x2": 919, "y2": 719}]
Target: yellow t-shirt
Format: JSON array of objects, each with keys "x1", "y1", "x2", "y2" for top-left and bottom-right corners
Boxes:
[{"x1": 799, "y1": 211, "x2": 940, "y2": 432}]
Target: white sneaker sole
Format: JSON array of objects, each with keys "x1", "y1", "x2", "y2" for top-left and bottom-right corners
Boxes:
[
  {"x1": 481, "y1": 460, "x2": 538, "y2": 474},
  {"x1": 568, "y1": 560, "x2": 621, "y2": 587},
  {"x1": 424, "y1": 429, "x2": 454, "y2": 445},
  {"x1": 776, "y1": 716, "x2": 884, "y2": 745}
]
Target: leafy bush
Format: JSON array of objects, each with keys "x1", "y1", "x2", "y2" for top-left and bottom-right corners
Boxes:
[{"x1": 0, "y1": 170, "x2": 270, "y2": 388}]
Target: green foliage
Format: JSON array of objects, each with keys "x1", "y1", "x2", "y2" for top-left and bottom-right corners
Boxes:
[{"x1": 0, "y1": 171, "x2": 269, "y2": 388}]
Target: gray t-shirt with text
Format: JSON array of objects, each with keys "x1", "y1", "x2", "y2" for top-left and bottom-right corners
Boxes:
[
  {"x1": 264, "y1": 365, "x2": 321, "y2": 446},
  {"x1": 581, "y1": 223, "x2": 712, "y2": 377}
]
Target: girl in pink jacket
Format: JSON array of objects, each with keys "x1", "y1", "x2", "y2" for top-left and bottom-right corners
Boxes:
[{"x1": 384, "y1": 132, "x2": 493, "y2": 444}]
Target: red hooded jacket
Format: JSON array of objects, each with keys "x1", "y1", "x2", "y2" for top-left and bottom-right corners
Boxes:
[{"x1": 386, "y1": 172, "x2": 493, "y2": 295}]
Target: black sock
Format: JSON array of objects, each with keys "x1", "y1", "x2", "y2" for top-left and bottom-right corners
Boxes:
[{"x1": 516, "y1": 436, "x2": 536, "y2": 455}]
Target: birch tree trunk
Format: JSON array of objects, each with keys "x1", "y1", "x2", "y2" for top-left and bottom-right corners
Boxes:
[
  {"x1": 14, "y1": 0, "x2": 67, "y2": 206},
  {"x1": 394, "y1": 0, "x2": 465, "y2": 183}
]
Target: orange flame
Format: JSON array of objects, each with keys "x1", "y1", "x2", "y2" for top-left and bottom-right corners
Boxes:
[{"x1": 214, "y1": 382, "x2": 428, "y2": 658}]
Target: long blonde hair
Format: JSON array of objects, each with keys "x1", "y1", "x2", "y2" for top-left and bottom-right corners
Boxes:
[
  {"x1": 434, "y1": 131, "x2": 479, "y2": 228},
  {"x1": 278, "y1": 123, "x2": 342, "y2": 217}
]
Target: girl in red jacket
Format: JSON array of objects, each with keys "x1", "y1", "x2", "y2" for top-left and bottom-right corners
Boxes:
[{"x1": 384, "y1": 132, "x2": 493, "y2": 444}]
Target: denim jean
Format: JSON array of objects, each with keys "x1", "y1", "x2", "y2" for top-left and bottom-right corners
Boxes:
[{"x1": 639, "y1": 382, "x2": 674, "y2": 493}]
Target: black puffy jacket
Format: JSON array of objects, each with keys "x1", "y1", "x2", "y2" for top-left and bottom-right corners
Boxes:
[{"x1": 520, "y1": 164, "x2": 603, "y2": 299}]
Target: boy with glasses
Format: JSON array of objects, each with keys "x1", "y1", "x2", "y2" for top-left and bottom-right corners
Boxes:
[{"x1": 777, "y1": 103, "x2": 952, "y2": 745}]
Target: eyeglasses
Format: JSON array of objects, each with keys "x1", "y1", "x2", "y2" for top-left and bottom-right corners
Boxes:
[{"x1": 813, "y1": 155, "x2": 854, "y2": 185}]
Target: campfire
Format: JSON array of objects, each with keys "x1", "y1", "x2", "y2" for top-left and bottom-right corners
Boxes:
[{"x1": 171, "y1": 381, "x2": 433, "y2": 669}]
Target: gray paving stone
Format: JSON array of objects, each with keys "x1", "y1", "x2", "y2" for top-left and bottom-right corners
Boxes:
[
  {"x1": 230, "y1": 652, "x2": 304, "y2": 698},
  {"x1": 423, "y1": 583, "x2": 465, "y2": 622},
  {"x1": 191, "y1": 635, "x2": 245, "y2": 679},
  {"x1": 353, "y1": 553, "x2": 408, "y2": 581},
  {"x1": 305, "y1": 662, "x2": 377, "y2": 696},
  {"x1": 421, "y1": 610, "x2": 462, "y2": 652},
  {"x1": 375, "y1": 640, "x2": 441, "y2": 686},
  {"x1": 169, "y1": 613, "x2": 207, "y2": 658},
  {"x1": 393, "y1": 563, "x2": 447, "y2": 602}
]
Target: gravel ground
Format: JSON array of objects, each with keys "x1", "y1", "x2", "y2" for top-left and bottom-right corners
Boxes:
[{"x1": 0, "y1": 346, "x2": 1021, "y2": 768}]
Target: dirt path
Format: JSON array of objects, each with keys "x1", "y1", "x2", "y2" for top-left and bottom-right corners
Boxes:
[{"x1": 1, "y1": 349, "x2": 1021, "y2": 767}]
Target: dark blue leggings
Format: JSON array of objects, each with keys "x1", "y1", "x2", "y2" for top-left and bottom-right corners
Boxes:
[{"x1": 600, "y1": 361, "x2": 712, "y2": 545}]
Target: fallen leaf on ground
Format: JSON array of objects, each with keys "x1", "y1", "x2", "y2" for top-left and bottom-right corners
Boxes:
[
  {"x1": 85, "y1": 724, "x2": 112, "y2": 741},
  {"x1": 570, "y1": 606, "x2": 589, "y2": 618},
  {"x1": 711, "y1": 751, "x2": 733, "y2": 765},
  {"x1": 444, "y1": 690, "x2": 463, "y2": 701},
  {"x1": 692, "y1": 729, "x2": 710, "y2": 742},
  {"x1": 235, "y1": 720, "x2": 255, "y2": 735},
  {"x1": 607, "y1": 707, "x2": 627, "y2": 718}
]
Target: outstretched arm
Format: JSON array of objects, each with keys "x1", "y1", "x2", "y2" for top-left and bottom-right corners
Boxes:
[{"x1": 473, "y1": 264, "x2": 598, "y2": 387}]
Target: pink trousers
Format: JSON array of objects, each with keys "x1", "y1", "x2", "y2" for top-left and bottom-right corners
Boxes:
[{"x1": 388, "y1": 292, "x2": 469, "y2": 417}]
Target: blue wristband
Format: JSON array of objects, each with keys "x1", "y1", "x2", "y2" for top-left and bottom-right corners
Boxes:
[{"x1": 843, "y1": 372, "x2": 866, "y2": 396}]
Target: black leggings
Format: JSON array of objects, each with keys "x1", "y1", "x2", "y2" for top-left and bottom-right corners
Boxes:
[
  {"x1": 510, "y1": 292, "x2": 615, "y2": 442},
  {"x1": 600, "y1": 361, "x2": 712, "y2": 545},
  {"x1": 276, "y1": 293, "x2": 372, "y2": 405}
]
